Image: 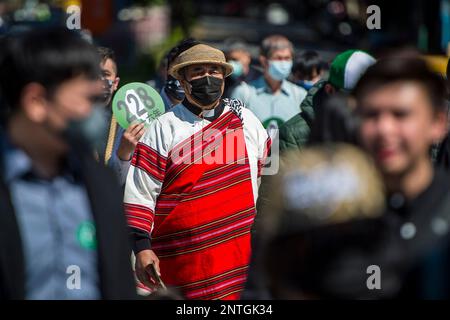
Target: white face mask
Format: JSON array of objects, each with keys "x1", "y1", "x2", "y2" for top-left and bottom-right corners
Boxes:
[{"x1": 268, "y1": 60, "x2": 293, "y2": 81}]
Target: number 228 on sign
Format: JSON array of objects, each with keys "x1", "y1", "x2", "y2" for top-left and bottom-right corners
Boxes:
[{"x1": 112, "y1": 82, "x2": 165, "y2": 129}]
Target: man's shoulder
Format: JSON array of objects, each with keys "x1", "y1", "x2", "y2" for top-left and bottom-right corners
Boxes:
[
  {"x1": 280, "y1": 79, "x2": 305, "y2": 95},
  {"x1": 232, "y1": 80, "x2": 256, "y2": 96},
  {"x1": 225, "y1": 99, "x2": 264, "y2": 132},
  {"x1": 241, "y1": 105, "x2": 261, "y2": 123},
  {"x1": 279, "y1": 113, "x2": 310, "y2": 151},
  {"x1": 285, "y1": 80, "x2": 306, "y2": 93},
  {"x1": 280, "y1": 113, "x2": 308, "y2": 132},
  {"x1": 235, "y1": 77, "x2": 266, "y2": 91}
]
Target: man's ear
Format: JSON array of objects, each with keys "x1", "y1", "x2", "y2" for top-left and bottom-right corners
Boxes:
[
  {"x1": 20, "y1": 83, "x2": 49, "y2": 123},
  {"x1": 430, "y1": 109, "x2": 448, "y2": 143},
  {"x1": 113, "y1": 77, "x2": 120, "y2": 92}
]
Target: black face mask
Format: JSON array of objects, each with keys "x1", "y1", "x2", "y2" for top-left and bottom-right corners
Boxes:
[
  {"x1": 188, "y1": 76, "x2": 223, "y2": 106},
  {"x1": 98, "y1": 78, "x2": 114, "y2": 106}
]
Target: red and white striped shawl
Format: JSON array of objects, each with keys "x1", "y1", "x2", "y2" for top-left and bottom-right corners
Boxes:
[{"x1": 124, "y1": 99, "x2": 270, "y2": 300}]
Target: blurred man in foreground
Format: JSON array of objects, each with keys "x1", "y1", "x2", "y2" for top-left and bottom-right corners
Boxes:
[
  {"x1": 250, "y1": 144, "x2": 396, "y2": 299},
  {"x1": 0, "y1": 28, "x2": 136, "y2": 299}
]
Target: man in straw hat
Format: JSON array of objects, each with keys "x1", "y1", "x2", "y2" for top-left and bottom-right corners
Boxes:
[{"x1": 123, "y1": 43, "x2": 271, "y2": 299}]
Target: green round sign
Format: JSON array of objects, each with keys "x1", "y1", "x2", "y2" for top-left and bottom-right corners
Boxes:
[{"x1": 112, "y1": 82, "x2": 165, "y2": 129}]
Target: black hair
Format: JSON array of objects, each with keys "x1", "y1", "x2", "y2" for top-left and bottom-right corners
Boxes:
[
  {"x1": 0, "y1": 27, "x2": 101, "y2": 116},
  {"x1": 308, "y1": 94, "x2": 358, "y2": 146},
  {"x1": 292, "y1": 50, "x2": 326, "y2": 80},
  {"x1": 98, "y1": 46, "x2": 118, "y2": 75},
  {"x1": 354, "y1": 56, "x2": 447, "y2": 112},
  {"x1": 97, "y1": 46, "x2": 116, "y2": 65},
  {"x1": 165, "y1": 38, "x2": 201, "y2": 72}
]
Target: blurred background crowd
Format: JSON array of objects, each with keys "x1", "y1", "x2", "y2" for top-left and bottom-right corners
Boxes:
[{"x1": 0, "y1": 0, "x2": 449, "y2": 81}]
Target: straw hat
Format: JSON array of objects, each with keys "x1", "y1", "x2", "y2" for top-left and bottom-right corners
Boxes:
[{"x1": 169, "y1": 44, "x2": 234, "y2": 80}]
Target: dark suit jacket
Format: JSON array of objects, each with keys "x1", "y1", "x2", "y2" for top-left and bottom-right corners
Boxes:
[{"x1": 0, "y1": 151, "x2": 137, "y2": 300}]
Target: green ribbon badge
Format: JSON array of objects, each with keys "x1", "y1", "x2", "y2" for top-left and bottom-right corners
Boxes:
[
  {"x1": 112, "y1": 82, "x2": 165, "y2": 129},
  {"x1": 76, "y1": 221, "x2": 97, "y2": 250},
  {"x1": 263, "y1": 117, "x2": 285, "y2": 130}
]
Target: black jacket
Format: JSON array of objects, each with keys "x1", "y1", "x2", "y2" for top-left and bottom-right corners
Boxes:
[
  {"x1": 386, "y1": 169, "x2": 450, "y2": 298},
  {"x1": 0, "y1": 151, "x2": 137, "y2": 300}
]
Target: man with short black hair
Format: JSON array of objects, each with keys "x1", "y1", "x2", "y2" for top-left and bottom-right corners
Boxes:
[
  {"x1": 0, "y1": 28, "x2": 136, "y2": 300},
  {"x1": 96, "y1": 46, "x2": 146, "y2": 186},
  {"x1": 98, "y1": 47, "x2": 120, "y2": 107}
]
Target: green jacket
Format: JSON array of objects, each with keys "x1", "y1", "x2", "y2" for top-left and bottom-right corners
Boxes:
[{"x1": 279, "y1": 80, "x2": 326, "y2": 152}]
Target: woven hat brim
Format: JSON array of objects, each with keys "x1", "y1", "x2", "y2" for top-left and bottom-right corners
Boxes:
[{"x1": 170, "y1": 60, "x2": 234, "y2": 80}]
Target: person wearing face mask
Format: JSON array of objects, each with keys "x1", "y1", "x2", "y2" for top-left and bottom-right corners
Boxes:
[
  {"x1": 159, "y1": 39, "x2": 201, "y2": 111},
  {"x1": 223, "y1": 41, "x2": 261, "y2": 98},
  {"x1": 0, "y1": 28, "x2": 136, "y2": 299},
  {"x1": 96, "y1": 47, "x2": 148, "y2": 186},
  {"x1": 124, "y1": 43, "x2": 270, "y2": 299},
  {"x1": 231, "y1": 35, "x2": 307, "y2": 134},
  {"x1": 279, "y1": 50, "x2": 376, "y2": 153}
]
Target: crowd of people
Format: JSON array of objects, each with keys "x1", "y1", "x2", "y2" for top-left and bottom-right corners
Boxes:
[{"x1": 1, "y1": 26, "x2": 450, "y2": 300}]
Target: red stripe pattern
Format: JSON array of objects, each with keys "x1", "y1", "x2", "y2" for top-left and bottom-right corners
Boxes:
[
  {"x1": 149, "y1": 110, "x2": 256, "y2": 300},
  {"x1": 125, "y1": 144, "x2": 167, "y2": 233},
  {"x1": 124, "y1": 203, "x2": 154, "y2": 233}
]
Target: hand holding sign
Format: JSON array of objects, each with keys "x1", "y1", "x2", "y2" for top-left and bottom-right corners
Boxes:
[{"x1": 113, "y1": 82, "x2": 165, "y2": 129}]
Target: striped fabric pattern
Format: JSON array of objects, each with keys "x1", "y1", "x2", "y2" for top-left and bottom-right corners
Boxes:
[
  {"x1": 132, "y1": 143, "x2": 168, "y2": 183},
  {"x1": 153, "y1": 109, "x2": 255, "y2": 300},
  {"x1": 124, "y1": 99, "x2": 270, "y2": 300}
]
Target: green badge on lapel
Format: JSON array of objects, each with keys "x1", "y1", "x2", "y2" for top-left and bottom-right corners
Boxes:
[{"x1": 76, "y1": 221, "x2": 97, "y2": 250}]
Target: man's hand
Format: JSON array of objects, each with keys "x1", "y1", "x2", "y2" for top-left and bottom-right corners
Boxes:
[
  {"x1": 117, "y1": 123, "x2": 146, "y2": 161},
  {"x1": 135, "y1": 249, "x2": 161, "y2": 290}
]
